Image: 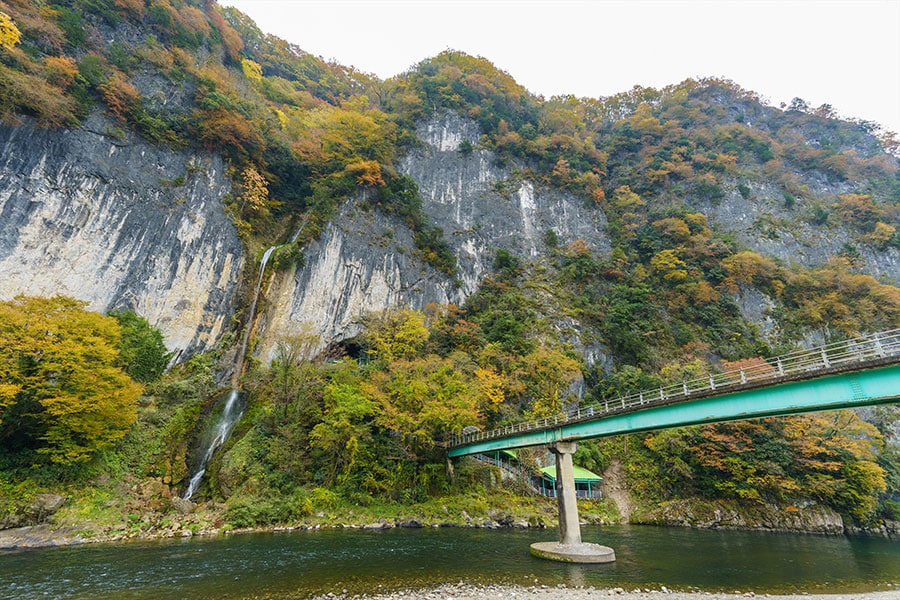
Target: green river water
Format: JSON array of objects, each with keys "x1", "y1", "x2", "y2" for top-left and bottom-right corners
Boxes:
[{"x1": 1, "y1": 525, "x2": 897, "y2": 599}]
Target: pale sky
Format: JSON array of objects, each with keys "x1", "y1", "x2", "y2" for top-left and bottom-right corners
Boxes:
[{"x1": 220, "y1": 0, "x2": 900, "y2": 135}]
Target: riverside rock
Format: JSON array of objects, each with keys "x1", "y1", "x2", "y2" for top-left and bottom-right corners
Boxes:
[
  {"x1": 637, "y1": 499, "x2": 845, "y2": 534},
  {"x1": 0, "y1": 494, "x2": 67, "y2": 529}
]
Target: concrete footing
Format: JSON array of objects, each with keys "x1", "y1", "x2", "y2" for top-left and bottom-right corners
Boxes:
[{"x1": 529, "y1": 541, "x2": 616, "y2": 563}]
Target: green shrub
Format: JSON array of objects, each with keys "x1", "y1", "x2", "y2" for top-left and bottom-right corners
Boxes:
[
  {"x1": 879, "y1": 499, "x2": 900, "y2": 521},
  {"x1": 77, "y1": 55, "x2": 108, "y2": 88},
  {"x1": 112, "y1": 310, "x2": 172, "y2": 384},
  {"x1": 52, "y1": 5, "x2": 86, "y2": 49},
  {"x1": 311, "y1": 487, "x2": 339, "y2": 511}
]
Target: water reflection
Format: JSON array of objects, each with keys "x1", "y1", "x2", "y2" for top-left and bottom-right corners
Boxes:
[{"x1": 0, "y1": 525, "x2": 897, "y2": 600}]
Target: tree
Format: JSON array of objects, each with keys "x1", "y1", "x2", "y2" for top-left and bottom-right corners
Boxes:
[
  {"x1": 721, "y1": 250, "x2": 778, "y2": 291},
  {"x1": 0, "y1": 11, "x2": 21, "y2": 50},
  {"x1": 511, "y1": 345, "x2": 581, "y2": 418},
  {"x1": 240, "y1": 59, "x2": 262, "y2": 82},
  {"x1": 309, "y1": 381, "x2": 376, "y2": 484},
  {"x1": 111, "y1": 310, "x2": 171, "y2": 383},
  {"x1": 474, "y1": 365, "x2": 505, "y2": 413},
  {"x1": 363, "y1": 309, "x2": 429, "y2": 363},
  {"x1": 99, "y1": 73, "x2": 141, "y2": 121},
  {"x1": 650, "y1": 249, "x2": 689, "y2": 281},
  {"x1": 787, "y1": 97, "x2": 809, "y2": 113},
  {"x1": 238, "y1": 166, "x2": 270, "y2": 214},
  {"x1": 365, "y1": 354, "x2": 482, "y2": 451},
  {"x1": 42, "y1": 56, "x2": 79, "y2": 88},
  {"x1": 0, "y1": 296, "x2": 141, "y2": 464}
]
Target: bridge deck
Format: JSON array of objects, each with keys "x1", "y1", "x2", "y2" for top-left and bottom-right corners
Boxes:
[{"x1": 449, "y1": 330, "x2": 900, "y2": 457}]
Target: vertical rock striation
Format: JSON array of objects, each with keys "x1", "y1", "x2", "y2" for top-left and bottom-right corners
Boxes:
[
  {"x1": 255, "y1": 112, "x2": 612, "y2": 360},
  {"x1": 0, "y1": 115, "x2": 244, "y2": 358},
  {"x1": 401, "y1": 111, "x2": 611, "y2": 295}
]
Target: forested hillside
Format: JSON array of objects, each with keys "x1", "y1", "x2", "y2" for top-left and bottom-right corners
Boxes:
[{"x1": 0, "y1": 0, "x2": 898, "y2": 537}]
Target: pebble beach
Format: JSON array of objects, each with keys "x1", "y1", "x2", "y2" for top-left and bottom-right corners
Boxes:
[{"x1": 313, "y1": 584, "x2": 900, "y2": 600}]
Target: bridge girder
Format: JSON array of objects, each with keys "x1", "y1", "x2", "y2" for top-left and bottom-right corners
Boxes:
[{"x1": 449, "y1": 363, "x2": 900, "y2": 458}]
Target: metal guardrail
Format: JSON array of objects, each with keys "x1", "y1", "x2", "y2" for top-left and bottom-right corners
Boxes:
[
  {"x1": 470, "y1": 453, "x2": 542, "y2": 494},
  {"x1": 470, "y1": 454, "x2": 603, "y2": 499},
  {"x1": 451, "y1": 329, "x2": 900, "y2": 448},
  {"x1": 538, "y1": 488, "x2": 604, "y2": 500}
]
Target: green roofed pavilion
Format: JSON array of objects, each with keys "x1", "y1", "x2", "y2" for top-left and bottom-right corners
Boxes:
[{"x1": 538, "y1": 465, "x2": 602, "y2": 499}]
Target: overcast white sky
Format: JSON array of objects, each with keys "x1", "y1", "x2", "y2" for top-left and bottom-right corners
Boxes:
[{"x1": 220, "y1": 0, "x2": 900, "y2": 134}]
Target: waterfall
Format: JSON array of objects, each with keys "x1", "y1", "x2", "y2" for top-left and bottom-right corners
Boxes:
[
  {"x1": 234, "y1": 245, "x2": 277, "y2": 387},
  {"x1": 182, "y1": 388, "x2": 241, "y2": 500},
  {"x1": 182, "y1": 241, "x2": 282, "y2": 500}
]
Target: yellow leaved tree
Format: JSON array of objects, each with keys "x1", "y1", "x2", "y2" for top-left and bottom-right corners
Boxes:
[
  {"x1": 0, "y1": 12, "x2": 20, "y2": 51},
  {"x1": 0, "y1": 296, "x2": 141, "y2": 464}
]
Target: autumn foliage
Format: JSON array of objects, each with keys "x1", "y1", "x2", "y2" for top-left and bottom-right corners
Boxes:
[
  {"x1": 0, "y1": 296, "x2": 141, "y2": 465},
  {"x1": 0, "y1": 0, "x2": 896, "y2": 525},
  {"x1": 634, "y1": 411, "x2": 887, "y2": 522},
  {"x1": 0, "y1": 11, "x2": 21, "y2": 50}
]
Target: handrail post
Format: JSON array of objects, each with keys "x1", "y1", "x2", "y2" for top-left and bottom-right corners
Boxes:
[
  {"x1": 776, "y1": 358, "x2": 784, "y2": 377},
  {"x1": 683, "y1": 381, "x2": 689, "y2": 396},
  {"x1": 740, "y1": 369, "x2": 746, "y2": 384},
  {"x1": 709, "y1": 374, "x2": 716, "y2": 390},
  {"x1": 821, "y1": 348, "x2": 831, "y2": 368}
]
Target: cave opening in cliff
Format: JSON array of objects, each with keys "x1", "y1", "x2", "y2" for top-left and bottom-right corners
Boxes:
[{"x1": 326, "y1": 337, "x2": 372, "y2": 366}]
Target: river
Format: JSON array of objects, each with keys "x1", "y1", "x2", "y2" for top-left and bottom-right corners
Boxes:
[{"x1": 1, "y1": 526, "x2": 897, "y2": 599}]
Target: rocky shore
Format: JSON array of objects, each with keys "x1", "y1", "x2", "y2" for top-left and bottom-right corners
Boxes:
[{"x1": 312, "y1": 584, "x2": 900, "y2": 600}]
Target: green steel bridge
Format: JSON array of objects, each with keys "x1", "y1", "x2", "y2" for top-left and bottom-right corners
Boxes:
[
  {"x1": 449, "y1": 329, "x2": 900, "y2": 458},
  {"x1": 446, "y1": 329, "x2": 900, "y2": 562}
]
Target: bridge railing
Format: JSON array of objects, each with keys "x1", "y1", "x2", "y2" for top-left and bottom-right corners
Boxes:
[
  {"x1": 451, "y1": 329, "x2": 900, "y2": 448},
  {"x1": 538, "y1": 488, "x2": 603, "y2": 500}
]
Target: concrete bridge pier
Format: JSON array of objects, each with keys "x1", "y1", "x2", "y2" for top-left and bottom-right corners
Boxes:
[{"x1": 530, "y1": 441, "x2": 616, "y2": 563}]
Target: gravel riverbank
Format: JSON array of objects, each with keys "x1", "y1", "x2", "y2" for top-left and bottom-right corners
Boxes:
[{"x1": 315, "y1": 584, "x2": 899, "y2": 600}]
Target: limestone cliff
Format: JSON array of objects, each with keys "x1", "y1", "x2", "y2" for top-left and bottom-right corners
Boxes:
[
  {"x1": 402, "y1": 111, "x2": 611, "y2": 293},
  {"x1": 0, "y1": 115, "x2": 244, "y2": 358},
  {"x1": 697, "y1": 178, "x2": 900, "y2": 280},
  {"x1": 255, "y1": 112, "x2": 611, "y2": 360}
]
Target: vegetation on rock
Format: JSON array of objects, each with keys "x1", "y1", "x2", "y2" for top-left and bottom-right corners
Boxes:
[{"x1": 0, "y1": 0, "x2": 898, "y2": 536}]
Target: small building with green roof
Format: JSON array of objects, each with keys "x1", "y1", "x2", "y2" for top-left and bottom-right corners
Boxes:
[{"x1": 537, "y1": 465, "x2": 603, "y2": 499}]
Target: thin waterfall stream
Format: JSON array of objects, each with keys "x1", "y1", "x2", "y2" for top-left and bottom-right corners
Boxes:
[{"x1": 183, "y1": 227, "x2": 299, "y2": 500}]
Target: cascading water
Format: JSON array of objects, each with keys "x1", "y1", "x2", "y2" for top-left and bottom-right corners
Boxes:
[
  {"x1": 235, "y1": 245, "x2": 277, "y2": 379},
  {"x1": 182, "y1": 388, "x2": 241, "y2": 499},
  {"x1": 182, "y1": 242, "x2": 281, "y2": 500}
]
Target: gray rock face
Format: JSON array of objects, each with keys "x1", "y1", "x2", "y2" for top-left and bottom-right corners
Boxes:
[
  {"x1": 0, "y1": 115, "x2": 244, "y2": 357},
  {"x1": 256, "y1": 112, "x2": 612, "y2": 360},
  {"x1": 642, "y1": 498, "x2": 845, "y2": 535},
  {"x1": 402, "y1": 112, "x2": 611, "y2": 295},
  {"x1": 733, "y1": 285, "x2": 779, "y2": 341},
  {"x1": 696, "y1": 179, "x2": 899, "y2": 281},
  {"x1": 256, "y1": 202, "x2": 458, "y2": 360}
]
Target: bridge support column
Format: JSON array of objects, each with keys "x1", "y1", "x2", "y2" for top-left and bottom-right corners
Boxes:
[
  {"x1": 553, "y1": 441, "x2": 582, "y2": 545},
  {"x1": 530, "y1": 441, "x2": 616, "y2": 564}
]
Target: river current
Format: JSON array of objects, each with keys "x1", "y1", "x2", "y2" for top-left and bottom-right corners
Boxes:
[{"x1": 2, "y1": 525, "x2": 897, "y2": 599}]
